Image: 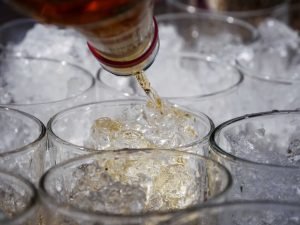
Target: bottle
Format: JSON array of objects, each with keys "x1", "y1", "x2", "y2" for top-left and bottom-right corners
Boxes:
[{"x1": 6, "y1": 0, "x2": 159, "y2": 76}]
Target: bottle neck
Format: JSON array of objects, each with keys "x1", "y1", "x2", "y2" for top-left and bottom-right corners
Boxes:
[{"x1": 88, "y1": 17, "x2": 160, "y2": 76}]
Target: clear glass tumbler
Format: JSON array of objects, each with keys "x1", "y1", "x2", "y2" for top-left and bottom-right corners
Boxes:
[
  {"x1": 156, "y1": 13, "x2": 258, "y2": 55},
  {"x1": 39, "y1": 149, "x2": 231, "y2": 225},
  {"x1": 236, "y1": 42, "x2": 300, "y2": 113},
  {"x1": 0, "y1": 107, "x2": 46, "y2": 184},
  {"x1": 0, "y1": 171, "x2": 39, "y2": 225},
  {"x1": 169, "y1": 201, "x2": 300, "y2": 225},
  {"x1": 47, "y1": 99, "x2": 214, "y2": 165},
  {"x1": 0, "y1": 19, "x2": 100, "y2": 74},
  {"x1": 167, "y1": 0, "x2": 289, "y2": 27},
  {"x1": 210, "y1": 110, "x2": 300, "y2": 202},
  {"x1": 0, "y1": 55, "x2": 96, "y2": 123}
]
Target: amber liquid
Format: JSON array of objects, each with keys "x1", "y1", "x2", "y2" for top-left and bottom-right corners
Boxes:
[
  {"x1": 9, "y1": 0, "x2": 163, "y2": 110},
  {"x1": 135, "y1": 71, "x2": 164, "y2": 112}
]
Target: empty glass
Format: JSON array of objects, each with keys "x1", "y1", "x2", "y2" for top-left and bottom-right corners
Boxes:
[
  {"x1": 210, "y1": 110, "x2": 300, "y2": 202},
  {"x1": 47, "y1": 99, "x2": 214, "y2": 165},
  {"x1": 0, "y1": 55, "x2": 96, "y2": 123},
  {"x1": 0, "y1": 171, "x2": 39, "y2": 225},
  {"x1": 39, "y1": 149, "x2": 231, "y2": 225},
  {"x1": 167, "y1": 0, "x2": 288, "y2": 26},
  {"x1": 0, "y1": 107, "x2": 46, "y2": 184},
  {"x1": 169, "y1": 201, "x2": 300, "y2": 225}
]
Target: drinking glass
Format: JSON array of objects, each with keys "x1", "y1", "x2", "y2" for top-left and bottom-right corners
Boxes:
[
  {"x1": 0, "y1": 19, "x2": 100, "y2": 74},
  {"x1": 0, "y1": 55, "x2": 96, "y2": 123},
  {"x1": 0, "y1": 107, "x2": 46, "y2": 184},
  {"x1": 169, "y1": 201, "x2": 300, "y2": 225},
  {"x1": 157, "y1": 13, "x2": 258, "y2": 57},
  {"x1": 47, "y1": 99, "x2": 214, "y2": 165},
  {"x1": 98, "y1": 54, "x2": 244, "y2": 125},
  {"x1": 167, "y1": 0, "x2": 289, "y2": 27},
  {"x1": 210, "y1": 110, "x2": 300, "y2": 202},
  {"x1": 39, "y1": 149, "x2": 231, "y2": 225},
  {"x1": 0, "y1": 171, "x2": 39, "y2": 225},
  {"x1": 236, "y1": 41, "x2": 300, "y2": 113}
]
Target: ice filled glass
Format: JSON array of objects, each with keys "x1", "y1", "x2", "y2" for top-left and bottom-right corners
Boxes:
[
  {"x1": 39, "y1": 149, "x2": 231, "y2": 225},
  {"x1": 0, "y1": 107, "x2": 46, "y2": 184},
  {"x1": 156, "y1": 13, "x2": 258, "y2": 57},
  {"x1": 236, "y1": 22, "x2": 300, "y2": 113},
  {"x1": 210, "y1": 110, "x2": 300, "y2": 202},
  {"x1": 97, "y1": 53, "x2": 244, "y2": 125},
  {"x1": 0, "y1": 55, "x2": 96, "y2": 123},
  {"x1": 169, "y1": 201, "x2": 300, "y2": 225},
  {"x1": 0, "y1": 171, "x2": 39, "y2": 225},
  {"x1": 47, "y1": 99, "x2": 214, "y2": 165},
  {"x1": 0, "y1": 19, "x2": 100, "y2": 74}
]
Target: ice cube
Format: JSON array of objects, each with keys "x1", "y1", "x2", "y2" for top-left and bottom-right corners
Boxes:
[
  {"x1": 258, "y1": 19, "x2": 299, "y2": 45},
  {"x1": 224, "y1": 123, "x2": 288, "y2": 165},
  {"x1": 71, "y1": 180, "x2": 146, "y2": 214},
  {"x1": 287, "y1": 138, "x2": 300, "y2": 164}
]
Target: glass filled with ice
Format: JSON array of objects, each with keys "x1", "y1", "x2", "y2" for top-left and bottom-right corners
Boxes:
[
  {"x1": 168, "y1": 201, "x2": 300, "y2": 225},
  {"x1": 0, "y1": 170, "x2": 39, "y2": 225},
  {"x1": 210, "y1": 110, "x2": 300, "y2": 202},
  {"x1": 156, "y1": 13, "x2": 258, "y2": 58},
  {"x1": 0, "y1": 55, "x2": 96, "y2": 123},
  {"x1": 47, "y1": 99, "x2": 214, "y2": 165},
  {"x1": 39, "y1": 149, "x2": 231, "y2": 225},
  {"x1": 0, "y1": 106, "x2": 46, "y2": 184},
  {"x1": 236, "y1": 18, "x2": 300, "y2": 113},
  {"x1": 98, "y1": 53, "x2": 244, "y2": 125},
  {"x1": 0, "y1": 19, "x2": 100, "y2": 74}
]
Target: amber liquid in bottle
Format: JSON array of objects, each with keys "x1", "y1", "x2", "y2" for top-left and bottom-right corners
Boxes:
[{"x1": 8, "y1": 0, "x2": 164, "y2": 110}]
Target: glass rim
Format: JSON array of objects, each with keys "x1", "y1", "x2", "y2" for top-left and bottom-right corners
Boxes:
[
  {"x1": 0, "y1": 106, "x2": 46, "y2": 157},
  {"x1": 47, "y1": 99, "x2": 215, "y2": 153},
  {"x1": 209, "y1": 110, "x2": 300, "y2": 168},
  {"x1": 0, "y1": 170, "x2": 38, "y2": 225},
  {"x1": 157, "y1": 12, "x2": 259, "y2": 43},
  {"x1": 167, "y1": 0, "x2": 288, "y2": 18},
  {"x1": 0, "y1": 55, "x2": 95, "y2": 106},
  {"x1": 97, "y1": 54, "x2": 244, "y2": 101},
  {"x1": 39, "y1": 148, "x2": 232, "y2": 220},
  {"x1": 235, "y1": 55, "x2": 300, "y2": 84}
]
